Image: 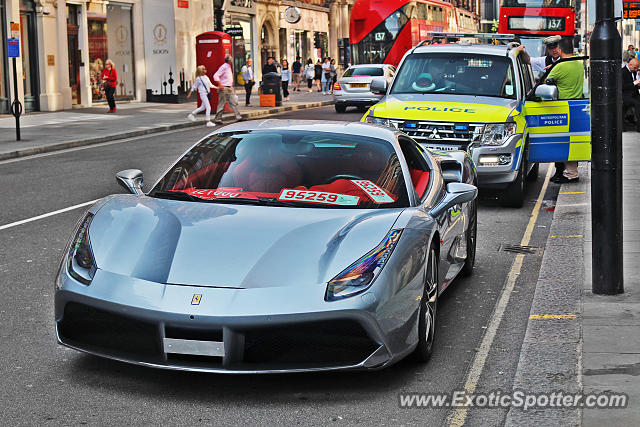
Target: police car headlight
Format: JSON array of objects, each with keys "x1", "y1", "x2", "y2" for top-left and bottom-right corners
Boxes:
[
  {"x1": 365, "y1": 115, "x2": 391, "y2": 127},
  {"x1": 480, "y1": 123, "x2": 517, "y2": 146}
]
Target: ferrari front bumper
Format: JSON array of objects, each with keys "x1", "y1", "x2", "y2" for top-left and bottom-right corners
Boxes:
[{"x1": 55, "y1": 269, "x2": 399, "y2": 373}]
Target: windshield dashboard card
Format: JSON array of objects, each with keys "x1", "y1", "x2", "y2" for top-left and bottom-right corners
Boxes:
[
  {"x1": 278, "y1": 189, "x2": 360, "y2": 206},
  {"x1": 350, "y1": 180, "x2": 395, "y2": 204}
]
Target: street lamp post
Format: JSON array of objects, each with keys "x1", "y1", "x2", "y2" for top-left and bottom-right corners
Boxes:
[{"x1": 590, "y1": 0, "x2": 624, "y2": 294}]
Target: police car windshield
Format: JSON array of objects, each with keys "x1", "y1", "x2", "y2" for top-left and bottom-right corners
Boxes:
[{"x1": 391, "y1": 53, "x2": 517, "y2": 99}]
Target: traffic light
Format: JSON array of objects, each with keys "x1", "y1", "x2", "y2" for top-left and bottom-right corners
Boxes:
[{"x1": 314, "y1": 32, "x2": 321, "y2": 49}]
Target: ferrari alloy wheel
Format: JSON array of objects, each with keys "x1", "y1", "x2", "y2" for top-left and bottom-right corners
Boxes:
[
  {"x1": 461, "y1": 199, "x2": 477, "y2": 277},
  {"x1": 414, "y1": 246, "x2": 438, "y2": 362}
]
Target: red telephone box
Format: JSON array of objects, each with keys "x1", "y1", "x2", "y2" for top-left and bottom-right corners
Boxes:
[{"x1": 195, "y1": 31, "x2": 232, "y2": 110}]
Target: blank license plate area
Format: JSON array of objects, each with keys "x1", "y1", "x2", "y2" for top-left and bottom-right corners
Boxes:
[{"x1": 350, "y1": 83, "x2": 368, "y2": 88}]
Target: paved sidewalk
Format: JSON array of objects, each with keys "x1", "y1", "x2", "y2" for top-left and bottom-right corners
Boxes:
[
  {"x1": 507, "y1": 133, "x2": 640, "y2": 426},
  {"x1": 0, "y1": 89, "x2": 333, "y2": 160}
]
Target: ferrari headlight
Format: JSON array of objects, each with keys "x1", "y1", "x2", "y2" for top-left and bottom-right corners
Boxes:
[
  {"x1": 325, "y1": 229, "x2": 403, "y2": 301},
  {"x1": 67, "y1": 213, "x2": 96, "y2": 285},
  {"x1": 480, "y1": 123, "x2": 517, "y2": 146}
]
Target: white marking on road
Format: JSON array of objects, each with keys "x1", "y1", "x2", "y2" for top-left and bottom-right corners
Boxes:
[
  {"x1": 448, "y1": 165, "x2": 553, "y2": 427},
  {"x1": 0, "y1": 199, "x2": 99, "y2": 231}
]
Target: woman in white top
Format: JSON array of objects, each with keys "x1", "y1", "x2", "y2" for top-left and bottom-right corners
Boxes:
[
  {"x1": 321, "y1": 58, "x2": 332, "y2": 95},
  {"x1": 186, "y1": 65, "x2": 215, "y2": 127},
  {"x1": 280, "y1": 59, "x2": 291, "y2": 101},
  {"x1": 304, "y1": 59, "x2": 315, "y2": 93}
]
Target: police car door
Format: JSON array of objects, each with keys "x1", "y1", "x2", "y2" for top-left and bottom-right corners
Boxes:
[{"x1": 522, "y1": 59, "x2": 591, "y2": 163}]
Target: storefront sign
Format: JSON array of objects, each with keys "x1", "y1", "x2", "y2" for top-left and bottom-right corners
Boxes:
[
  {"x1": 8, "y1": 38, "x2": 19, "y2": 57},
  {"x1": 142, "y1": 0, "x2": 177, "y2": 93},
  {"x1": 177, "y1": 0, "x2": 189, "y2": 8},
  {"x1": 225, "y1": 25, "x2": 244, "y2": 37}
]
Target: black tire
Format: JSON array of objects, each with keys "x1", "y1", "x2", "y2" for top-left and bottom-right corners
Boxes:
[
  {"x1": 461, "y1": 199, "x2": 477, "y2": 277},
  {"x1": 526, "y1": 162, "x2": 539, "y2": 182},
  {"x1": 335, "y1": 103, "x2": 347, "y2": 113},
  {"x1": 413, "y1": 246, "x2": 439, "y2": 362},
  {"x1": 501, "y1": 159, "x2": 525, "y2": 208}
]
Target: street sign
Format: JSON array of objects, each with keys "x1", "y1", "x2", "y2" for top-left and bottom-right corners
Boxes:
[
  {"x1": 10, "y1": 22, "x2": 19, "y2": 39},
  {"x1": 7, "y1": 38, "x2": 19, "y2": 58}
]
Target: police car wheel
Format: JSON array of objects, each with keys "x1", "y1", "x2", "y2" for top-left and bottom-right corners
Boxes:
[
  {"x1": 526, "y1": 162, "x2": 540, "y2": 182},
  {"x1": 335, "y1": 103, "x2": 347, "y2": 113},
  {"x1": 501, "y1": 162, "x2": 525, "y2": 208},
  {"x1": 461, "y1": 199, "x2": 477, "y2": 277}
]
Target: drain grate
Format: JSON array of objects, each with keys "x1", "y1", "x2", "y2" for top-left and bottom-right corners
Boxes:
[{"x1": 499, "y1": 244, "x2": 540, "y2": 255}]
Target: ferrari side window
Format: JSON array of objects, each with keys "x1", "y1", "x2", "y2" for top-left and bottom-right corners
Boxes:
[{"x1": 398, "y1": 136, "x2": 431, "y2": 199}]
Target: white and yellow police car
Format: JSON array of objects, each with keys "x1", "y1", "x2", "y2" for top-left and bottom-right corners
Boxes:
[{"x1": 362, "y1": 33, "x2": 590, "y2": 207}]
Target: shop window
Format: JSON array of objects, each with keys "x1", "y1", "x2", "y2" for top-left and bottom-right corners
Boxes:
[{"x1": 88, "y1": 1, "x2": 135, "y2": 101}]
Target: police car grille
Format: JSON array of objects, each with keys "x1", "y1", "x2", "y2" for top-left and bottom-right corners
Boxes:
[{"x1": 392, "y1": 120, "x2": 483, "y2": 147}]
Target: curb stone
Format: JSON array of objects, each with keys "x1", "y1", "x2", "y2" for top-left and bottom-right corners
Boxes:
[{"x1": 0, "y1": 100, "x2": 333, "y2": 161}]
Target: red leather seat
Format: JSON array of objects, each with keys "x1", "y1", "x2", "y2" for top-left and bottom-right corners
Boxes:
[{"x1": 410, "y1": 169, "x2": 430, "y2": 198}]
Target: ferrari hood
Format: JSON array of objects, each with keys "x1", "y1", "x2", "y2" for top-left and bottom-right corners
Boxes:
[
  {"x1": 88, "y1": 195, "x2": 404, "y2": 288},
  {"x1": 370, "y1": 95, "x2": 519, "y2": 123}
]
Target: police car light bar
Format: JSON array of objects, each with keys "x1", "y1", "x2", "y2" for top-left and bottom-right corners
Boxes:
[{"x1": 416, "y1": 33, "x2": 518, "y2": 48}]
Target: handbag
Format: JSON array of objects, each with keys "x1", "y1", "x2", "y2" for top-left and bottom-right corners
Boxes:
[{"x1": 200, "y1": 77, "x2": 213, "y2": 100}]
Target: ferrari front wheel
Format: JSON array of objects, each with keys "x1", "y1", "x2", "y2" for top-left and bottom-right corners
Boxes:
[{"x1": 414, "y1": 246, "x2": 439, "y2": 362}]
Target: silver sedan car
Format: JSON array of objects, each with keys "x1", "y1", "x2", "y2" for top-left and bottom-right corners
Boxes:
[
  {"x1": 55, "y1": 120, "x2": 478, "y2": 373},
  {"x1": 333, "y1": 64, "x2": 395, "y2": 113}
]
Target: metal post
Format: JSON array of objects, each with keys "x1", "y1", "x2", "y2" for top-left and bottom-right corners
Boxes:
[
  {"x1": 11, "y1": 57, "x2": 22, "y2": 141},
  {"x1": 590, "y1": 0, "x2": 623, "y2": 294}
]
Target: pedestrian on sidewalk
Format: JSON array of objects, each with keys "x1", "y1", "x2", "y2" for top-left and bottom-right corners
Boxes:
[
  {"x1": 186, "y1": 65, "x2": 215, "y2": 127},
  {"x1": 547, "y1": 37, "x2": 584, "y2": 184},
  {"x1": 262, "y1": 56, "x2": 279, "y2": 75},
  {"x1": 321, "y1": 58, "x2": 332, "y2": 95},
  {"x1": 314, "y1": 60, "x2": 323, "y2": 92},
  {"x1": 281, "y1": 59, "x2": 291, "y2": 101},
  {"x1": 304, "y1": 59, "x2": 315, "y2": 92},
  {"x1": 292, "y1": 56, "x2": 302, "y2": 91},
  {"x1": 330, "y1": 58, "x2": 337, "y2": 92},
  {"x1": 241, "y1": 58, "x2": 255, "y2": 106},
  {"x1": 101, "y1": 59, "x2": 118, "y2": 113},
  {"x1": 212, "y1": 56, "x2": 243, "y2": 124}
]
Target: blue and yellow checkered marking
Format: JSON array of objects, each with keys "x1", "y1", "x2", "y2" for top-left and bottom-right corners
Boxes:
[{"x1": 524, "y1": 99, "x2": 591, "y2": 162}]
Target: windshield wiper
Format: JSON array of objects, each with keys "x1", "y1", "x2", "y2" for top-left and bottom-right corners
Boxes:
[{"x1": 153, "y1": 190, "x2": 204, "y2": 202}]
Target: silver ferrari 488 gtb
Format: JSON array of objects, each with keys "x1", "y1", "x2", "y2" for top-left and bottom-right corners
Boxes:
[{"x1": 55, "y1": 120, "x2": 478, "y2": 373}]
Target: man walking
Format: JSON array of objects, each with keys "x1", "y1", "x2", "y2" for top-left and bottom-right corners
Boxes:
[
  {"x1": 241, "y1": 58, "x2": 255, "y2": 106},
  {"x1": 546, "y1": 37, "x2": 584, "y2": 184},
  {"x1": 292, "y1": 56, "x2": 302, "y2": 91},
  {"x1": 212, "y1": 55, "x2": 242, "y2": 124}
]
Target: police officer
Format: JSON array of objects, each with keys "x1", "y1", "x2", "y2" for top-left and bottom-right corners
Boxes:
[
  {"x1": 546, "y1": 37, "x2": 584, "y2": 184},
  {"x1": 517, "y1": 35, "x2": 562, "y2": 74}
]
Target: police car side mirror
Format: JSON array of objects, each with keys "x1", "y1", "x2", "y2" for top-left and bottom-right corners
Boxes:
[
  {"x1": 370, "y1": 77, "x2": 388, "y2": 95},
  {"x1": 535, "y1": 84, "x2": 558, "y2": 101}
]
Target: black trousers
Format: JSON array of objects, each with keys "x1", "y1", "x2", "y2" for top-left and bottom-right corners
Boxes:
[
  {"x1": 244, "y1": 81, "x2": 255, "y2": 105},
  {"x1": 282, "y1": 81, "x2": 289, "y2": 98},
  {"x1": 105, "y1": 86, "x2": 116, "y2": 110},
  {"x1": 623, "y1": 96, "x2": 640, "y2": 128}
]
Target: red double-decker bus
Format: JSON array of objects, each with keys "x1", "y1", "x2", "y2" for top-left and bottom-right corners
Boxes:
[
  {"x1": 350, "y1": 0, "x2": 478, "y2": 67},
  {"x1": 498, "y1": 0, "x2": 576, "y2": 37}
]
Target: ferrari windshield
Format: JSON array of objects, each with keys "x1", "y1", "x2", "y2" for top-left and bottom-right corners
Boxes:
[
  {"x1": 391, "y1": 53, "x2": 517, "y2": 99},
  {"x1": 150, "y1": 130, "x2": 410, "y2": 209}
]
